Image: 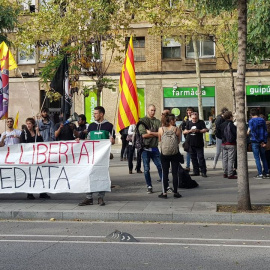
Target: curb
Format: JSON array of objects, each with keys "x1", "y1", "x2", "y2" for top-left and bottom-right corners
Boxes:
[{"x1": 1, "y1": 209, "x2": 270, "y2": 224}]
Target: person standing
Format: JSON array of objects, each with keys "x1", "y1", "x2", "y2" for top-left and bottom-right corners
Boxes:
[
  {"x1": 79, "y1": 106, "x2": 115, "y2": 206},
  {"x1": 120, "y1": 126, "x2": 129, "y2": 161},
  {"x1": 0, "y1": 117, "x2": 21, "y2": 147},
  {"x1": 75, "y1": 114, "x2": 88, "y2": 140},
  {"x1": 158, "y1": 114, "x2": 182, "y2": 199},
  {"x1": 207, "y1": 116, "x2": 216, "y2": 146},
  {"x1": 37, "y1": 107, "x2": 55, "y2": 142},
  {"x1": 181, "y1": 107, "x2": 194, "y2": 171},
  {"x1": 127, "y1": 124, "x2": 142, "y2": 174},
  {"x1": 139, "y1": 104, "x2": 162, "y2": 194},
  {"x1": 183, "y1": 112, "x2": 208, "y2": 177},
  {"x1": 220, "y1": 111, "x2": 237, "y2": 179},
  {"x1": 248, "y1": 108, "x2": 269, "y2": 179},
  {"x1": 213, "y1": 107, "x2": 228, "y2": 169},
  {"x1": 20, "y1": 117, "x2": 44, "y2": 200}
]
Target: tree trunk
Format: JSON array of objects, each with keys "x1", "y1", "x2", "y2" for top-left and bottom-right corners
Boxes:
[
  {"x1": 229, "y1": 65, "x2": 236, "y2": 113},
  {"x1": 236, "y1": 0, "x2": 251, "y2": 210},
  {"x1": 193, "y1": 37, "x2": 204, "y2": 120}
]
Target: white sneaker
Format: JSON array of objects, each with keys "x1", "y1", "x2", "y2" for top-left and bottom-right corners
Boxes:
[{"x1": 254, "y1": 175, "x2": 263, "y2": 179}]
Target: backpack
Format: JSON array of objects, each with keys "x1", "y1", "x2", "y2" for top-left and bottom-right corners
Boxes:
[
  {"x1": 133, "y1": 121, "x2": 149, "y2": 151},
  {"x1": 160, "y1": 126, "x2": 179, "y2": 155},
  {"x1": 178, "y1": 165, "x2": 199, "y2": 189},
  {"x1": 223, "y1": 123, "x2": 234, "y2": 143}
]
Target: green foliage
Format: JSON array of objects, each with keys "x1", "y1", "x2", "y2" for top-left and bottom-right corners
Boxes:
[{"x1": 0, "y1": 0, "x2": 20, "y2": 46}]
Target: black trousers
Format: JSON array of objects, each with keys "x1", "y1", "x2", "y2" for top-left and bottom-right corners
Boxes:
[
  {"x1": 189, "y1": 146, "x2": 207, "y2": 174},
  {"x1": 160, "y1": 153, "x2": 180, "y2": 194},
  {"x1": 127, "y1": 145, "x2": 142, "y2": 171},
  {"x1": 121, "y1": 135, "x2": 128, "y2": 159}
]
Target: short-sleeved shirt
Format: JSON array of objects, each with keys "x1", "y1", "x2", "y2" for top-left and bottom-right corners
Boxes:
[
  {"x1": 139, "y1": 117, "x2": 161, "y2": 148},
  {"x1": 0, "y1": 129, "x2": 21, "y2": 146},
  {"x1": 186, "y1": 120, "x2": 206, "y2": 148}
]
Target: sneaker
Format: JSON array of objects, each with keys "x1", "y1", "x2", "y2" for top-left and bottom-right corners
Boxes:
[
  {"x1": 223, "y1": 174, "x2": 228, "y2": 178},
  {"x1": 254, "y1": 175, "x2": 263, "y2": 179},
  {"x1": 98, "y1": 197, "x2": 105, "y2": 206},
  {"x1": 174, "y1": 192, "x2": 182, "y2": 198},
  {"x1": 201, "y1": 173, "x2": 207, "y2": 178},
  {"x1": 147, "y1": 186, "x2": 153, "y2": 194},
  {"x1": 78, "y1": 198, "x2": 93, "y2": 206},
  {"x1": 156, "y1": 179, "x2": 161, "y2": 182},
  {"x1": 263, "y1": 174, "x2": 270, "y2": 179},
  {"x1": 39, "y1": 193, "x2": 51, "y2": 199},
  {"x1": 167, "y1": 187, "x2": 173, "y2": 193},
  {"x1": 27, "y1": 194, "x2": 35, "y2": 200},
  {"x1": 184, "y1": 167, "x2": 190, "y2": 172},
  {"x1": 129, "y1": 170, "x2": 132, "y2": 174},
  {"x1": 158, "y1": 193, "x2": 167, "y2": 199},
  {"x1": 137, "y1": 170, "x2": 143, "y2": 173},
  {"x1": 228, "y1": 175, "x2": 237, "y2": 179}
]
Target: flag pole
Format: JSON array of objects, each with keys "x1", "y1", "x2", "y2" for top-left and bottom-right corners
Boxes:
[{"x1": 17, "y1": 68, "x2": 35, "y2": 117}]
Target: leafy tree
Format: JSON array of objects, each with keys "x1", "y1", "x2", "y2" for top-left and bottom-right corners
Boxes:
[
  {"x1": 16, "y1": 0, "x2": 130, "y2": 106},
  {"x1": 0, "y1": 0, "x2": 20, "y2": 46},
  {"x1": 189, "y1": 0, "x2": 250, "y2": 211}
]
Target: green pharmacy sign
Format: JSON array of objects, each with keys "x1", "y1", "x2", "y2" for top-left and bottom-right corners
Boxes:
[
  {"x1": 246, "y1": 85, "x2": 270, "y2": 96},
  {"x1": 163, "y1": 86, "x2": 215, "y2": 98}
]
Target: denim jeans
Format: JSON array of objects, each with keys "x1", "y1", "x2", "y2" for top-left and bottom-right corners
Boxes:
[
  {"x1": 208, "y1": 134, "x2": 216, "y2": 145},
  {"x1": 251, "y1": 143, "x2": 269, "y2": 175},
  {"x1": 186, "y1": 152, "x2": 190, "y2": 168},
  {"x1": 142, "y1": 149, "x2": 163, "y2": 187}
]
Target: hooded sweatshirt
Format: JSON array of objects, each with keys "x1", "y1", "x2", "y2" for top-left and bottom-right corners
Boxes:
[
  {"x1": 87, "y1": 119, "x2": 115, "y2": 140},
  {"x1": 248, "y1": 117, "x2": 268, "y2": 143}
]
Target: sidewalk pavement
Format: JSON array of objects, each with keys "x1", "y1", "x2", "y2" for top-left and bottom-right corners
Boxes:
[{"x1": 0, "y1": 144, "x2": 270, "y2": 224}]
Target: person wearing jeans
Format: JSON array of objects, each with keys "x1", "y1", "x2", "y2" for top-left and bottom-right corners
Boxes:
[
  {"x1": 139, "y1": 104, "x2": 162, "y2": 194},
  {"x1": 248, "y1": 108, "x2": 269, "y2": 179}
]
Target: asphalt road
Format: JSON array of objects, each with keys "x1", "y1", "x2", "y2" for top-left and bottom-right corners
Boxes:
[{"x1": 1, "y1": 220, "x2": 270, "y2": 270}]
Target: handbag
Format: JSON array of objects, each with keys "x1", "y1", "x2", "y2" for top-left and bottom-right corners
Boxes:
[{"x1": 183, "y1": 135, "x2": 190, "y2": 152}]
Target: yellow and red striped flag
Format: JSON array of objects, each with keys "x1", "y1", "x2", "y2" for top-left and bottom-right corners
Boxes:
[
  {"x1": 116, "y1": 36, "x2": 139, "y2": 132},
  {"x1": 13, "y1": 111, "x2": 19, "y2": 129}
]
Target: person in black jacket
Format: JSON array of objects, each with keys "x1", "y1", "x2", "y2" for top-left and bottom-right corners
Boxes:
[
  {"x1": 220, "y1": 111, "x2": 237, "y2": 179},
  {"x1": 20, "y1": 117, "x2": 45, "y2": 200},
  {"x1": 213, "y1": 107, "x2": 228, "y2": 169}
]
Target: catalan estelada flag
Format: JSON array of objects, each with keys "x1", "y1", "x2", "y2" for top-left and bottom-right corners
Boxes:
[
  {"x1": 13, "y1": 111, "x2": 19, "y2": 129},
  {"x1": 0, "y1": 42, "x2": 17, "y2": 120},
  {"x1": 116, "y1": 36, "x2": 139, "y2": 132}
]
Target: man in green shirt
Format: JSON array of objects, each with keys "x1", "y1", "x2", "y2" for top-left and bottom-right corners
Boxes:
[{"x1": 139, "y1": 104, "x2": 162, "y2": 194}]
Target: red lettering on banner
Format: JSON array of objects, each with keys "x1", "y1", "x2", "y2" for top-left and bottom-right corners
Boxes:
[
  {"x1": 19, "y1": 145, "x2": 29, "y2": 164},
  {"x1": 37, "y1": 143, "x2": 49, "y2": 164},
  {"x1": 59, "y1": 142, "x2": 68, "y2": 163},
  {"x1": 48, "y1": 143, "x2": 58, "y2": 164},
  {"x1": 5, "y1": 147, "x2": 15, "y2": 164},
  {"x1": 66, "y1": 141, "x2": 78, "y2": 164},
  {"x1": 32, "y1": 144, "x2": 35, "y2": 164}
]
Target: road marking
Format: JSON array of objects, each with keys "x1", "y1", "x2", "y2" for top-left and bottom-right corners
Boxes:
[{"x1": 0, "y1": 239, "x2": 269, "y2": 248}]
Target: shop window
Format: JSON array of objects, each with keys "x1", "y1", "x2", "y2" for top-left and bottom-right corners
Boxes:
[
  {"x1": 162, "y1": 38, "x2": 181, "y2": 59},
  {"x1": 133, "y1": 37, "x2": 145, "y2": 61},
  {"x1": 22, "y1": 0, "x2": 35, "y2": 12},
  {"x1": 18, "y1": 45, "x2": 36, "y2": 64},
  {"x1": 186, "y1": 38, "x2": 215, "y2": 58}
]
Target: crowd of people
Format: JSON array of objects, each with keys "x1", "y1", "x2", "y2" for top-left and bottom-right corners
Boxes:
[
  {"x1": 1, "y1": 103, "x2": 270, "y2": 206},
  {"x1": 0, "y1": 106, "x2": 115, "y2": 206},
  {"x1": 120, "y1": 105, "x2": 270, "y2": 199}
]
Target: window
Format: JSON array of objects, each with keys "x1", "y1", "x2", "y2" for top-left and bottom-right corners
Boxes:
[
  {"x1": 133, "y1": 37, "x2": 145, "y2": 61},
  {"x1": 186, "y1": 38, "x2": 215, "y2": 58},
  {"x1": 162, "y1": 38, "x2": 181, "y2": 59},
  {"x1": 18, "y1": 45, "x2": 36, "y2": 64},
  {"x1": 22, "y1": 0, "x2": 35, "y2": 12}
]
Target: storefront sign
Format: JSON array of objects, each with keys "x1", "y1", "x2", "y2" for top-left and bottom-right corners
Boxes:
[
  {"x1": 163, "y1": 86, "x2": 215, "y2": 98},
  {"x1": 137, "y1": 88, "x2": 145, "y2": 117},
  {"x1": 0, "y1": 140, "x2": 111, "y2": 194},
  {"x1": 246, "y1": 85, "x2": 270, "y2": 95},
  {"x1": 85, "y1": 90, "x2": 97, "y2": 123}
]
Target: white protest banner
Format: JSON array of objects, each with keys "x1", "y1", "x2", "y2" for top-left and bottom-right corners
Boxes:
[{"x1": 0, "y1": 140, "x2": 111, "y2": 194}]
